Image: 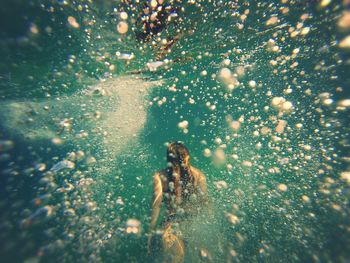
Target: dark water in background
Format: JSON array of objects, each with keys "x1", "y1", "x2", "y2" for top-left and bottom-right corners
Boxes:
[{"x1": 0, "y1": 0, "x2": 350, "y2": 262}]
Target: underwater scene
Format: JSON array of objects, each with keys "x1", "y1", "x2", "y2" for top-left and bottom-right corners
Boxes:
[{"x1": 0, "y1": 0, "x2": 350, "y2": 262}]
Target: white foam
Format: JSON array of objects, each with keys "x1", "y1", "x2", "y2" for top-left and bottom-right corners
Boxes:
[{"x1": 0, "y1": 76, "x2": 163, "y2": 156}]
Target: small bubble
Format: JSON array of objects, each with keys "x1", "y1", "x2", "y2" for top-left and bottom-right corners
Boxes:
[
  {"x1": 319, "y1": 0, "x2": 331, "y2": 8},
  {"x1": 125, "y1": 219, "x2": 141, "y2": 234},
  {"x1": 338, "y1": 11, "x2": 350, "y2": 31},
  {"x1": 117, "y1": 21, "x2": 128, "y2": 34},
  {"x1": 200, "y1": 70, "x2": 208, "y2": 76},
  {"x1": 278, "y1": 184, "x2": 288, "y2": 192},
  {"x1": 242, "y1": 160, "x2": 252, "y2": 167},
  {"x1": 30, "y1": 23, "x2": 39, "y2": 34},
  {"x1": 225, "y1": 212, "x2": 240, "y2": 224},
  {"x1": 302, "y1": 195, "x2": 310, "y2": 203},
  {"x1": 339, "y1": 35, "x2": 350, "y2": 49},
  {"x1": 340, "y1": 171, "x2": 350, "y2": 184},
  {"x1": 248, "y1": 80, "x2": 257, "y2": 88},
  {"x1": 266, "y1": 16, "x2": 279, "y2": 26},
  {"x1": 0, "y1": 140, "x2": 14, "y2": 152},
  {"x1": 337, "y1": 99, "x2": 350, "y2": 109},
  {"x1": 178, "y1": 120, "x2": 189, "y2": 130},
  {"x1": 120, "y1": 12, "x2": 128, "y2": 20},
  {"x1": 67, "y1": 16, "x2": 80, "y2": 29},
  {"x1": 52, "y1": 137, "x2": 63, "y2": 145},
  {"x1": 203, "y1": 148, "x2": 211, "y2": 157}
]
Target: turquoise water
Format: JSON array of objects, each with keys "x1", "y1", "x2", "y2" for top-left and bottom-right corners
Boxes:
[{"x1": 0, "y1": 0, "x2": 350, "y2": 262}]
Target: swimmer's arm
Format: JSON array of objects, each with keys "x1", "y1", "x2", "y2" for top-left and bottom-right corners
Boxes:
[
  {"x1": 150, "y1": 173, "x2": 163, "y2": 231},
  {"x1": 198, "y1": 173, "x2": 209, "y2": 204},
  {"x1": 197, "y1": 171, "x2": 213, "y2": 216}
]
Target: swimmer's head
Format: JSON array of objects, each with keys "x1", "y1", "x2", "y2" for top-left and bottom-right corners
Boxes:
[
  {"x1": 166, "y1": 142, "x2": 193, "y2": 199},
  {"x1": 166, "y1": 141, "x2": 190, "y2": 168}
]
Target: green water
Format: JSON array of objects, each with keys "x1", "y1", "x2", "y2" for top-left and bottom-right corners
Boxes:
[{"x1": 0, "y1": 0, "x2": 350, "y2": 262}]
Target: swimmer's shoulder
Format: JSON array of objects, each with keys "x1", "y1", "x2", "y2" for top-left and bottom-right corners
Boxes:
[
  {"x1": 190, "y1": 166, "x2": 206, "y2": 184},
  {"x1": 154, "y1": 169, "x2": 168, "y2": 178},
  {"x1": 153, "y1": 169, "x2": 168, "y2": 189}
]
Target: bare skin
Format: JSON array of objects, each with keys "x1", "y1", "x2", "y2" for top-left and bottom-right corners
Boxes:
[
  {"x1": 148, "y1": 165, "x2": 209, "y2": 263},
  {"x1": 150, "y1": 166, "x2": 208, "y2": 229}
]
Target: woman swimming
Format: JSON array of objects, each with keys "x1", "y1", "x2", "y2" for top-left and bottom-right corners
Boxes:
[{"x1": 148, "y1": 141, "x2": 209, "y2": 263}]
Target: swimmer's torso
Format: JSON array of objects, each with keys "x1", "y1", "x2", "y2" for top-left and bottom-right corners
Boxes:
[{"x1": 155, "y1": 166, "x2": 207, "y2": 222}]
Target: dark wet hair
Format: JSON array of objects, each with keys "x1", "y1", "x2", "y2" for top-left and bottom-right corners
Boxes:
[
  {"x1": 166, "y1": 141, "x2": 189, "y2": 164},
  {"x1": 166, "y1": 142, "x2": 194, "y2": 203}
]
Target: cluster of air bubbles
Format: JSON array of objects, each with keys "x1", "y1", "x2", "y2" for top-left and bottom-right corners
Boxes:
[{"x1": 0, "y1": 0, "x2": 350, "y2": 262}]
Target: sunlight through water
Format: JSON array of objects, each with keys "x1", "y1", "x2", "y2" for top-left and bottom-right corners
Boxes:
[{"x1": 0, "y1": 0, "x2": 349, "y2": 262}]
